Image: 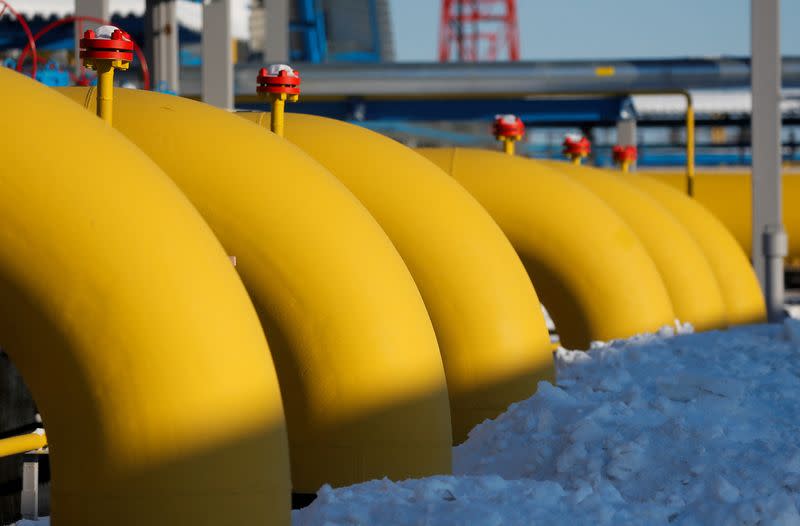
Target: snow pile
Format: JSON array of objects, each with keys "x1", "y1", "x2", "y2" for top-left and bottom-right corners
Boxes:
[{"x1": 296, "y1": 321, "x2": 800, "y2": 525}]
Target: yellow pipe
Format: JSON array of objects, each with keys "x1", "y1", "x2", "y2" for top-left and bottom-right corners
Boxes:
[
  {"x1": 0, "y1": 432, "x2": 46, "y2": 457},
  {"x1": 502, "y1": 138, "x2": 515, "y2": 155},
  {"x1": 541, "y1": 160, "x2": 728, "y2": 331},
  {"x1": 621, "y1": 160, "x2": 631, "y2": 173},
  {"x1": 59, "y1": 87, "x2": 452, "y2": 492},
  {"x1": 571, "y1": 156, "x2": 581, "y2": 165},
  {"x1": 419, "y1": 147, "x2": 676, "y2": 349},
  {"x1": 686, "y1": 98, "x2": 696, "y2": 196},
  {"x1": 5, "y1": 69, "x2": 290, "y2": 525},
  {"x1": 626, "y1": 175, "x2": 766, "y2": 325},
  {"x1": 95, "y1": 62, "x2": 115, "y2": 124},
  {"x1": 270, "y1": 95, "x2": 286, "y2": 136},
  {"x1": 241, "y1": 112, "x2": 554, "y2": 444}
]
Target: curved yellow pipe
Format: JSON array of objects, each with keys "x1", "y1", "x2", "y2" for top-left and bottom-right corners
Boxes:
[
  {"x1": 3, "y1": 69, "x2": 289, "y2": 524},
  {"x1": 541, "y1": 160, "x2": 728, "y2": 331},
  {"x1": 58, "y1": 87, "x2": 452, "y2": 493},
  {"x1": 419, "y1": 147, "x2": 676, "y2": 349},
  {"x1": 643, "y1": 170, "x2": 800, "y2": 263},
  {"x1": 623, "y1": 175, "x2": 766, "y2": 325},
  {"x1": 240, "y1": 112, "x2": 554, "y2": 444}
]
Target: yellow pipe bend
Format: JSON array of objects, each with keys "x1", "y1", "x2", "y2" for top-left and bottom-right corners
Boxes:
[
  {"x1": 3, "y1": 69, "x2": 290, "y2": 524},
  {"x1": 541, "y1": 160, "x2": 728, "y2": 331},
  {"x1": 240, "y1": 112, "x2": 554, "y2": 444},
  {"x1": 58, "y1": 87, "x2": 452, "y2": 492},
  {"x1": 623, "y1": 174, "x2": 766, "y2": 325},
  {"x1": 418, "y1": 147, "x2": 676, "y2": 349}
]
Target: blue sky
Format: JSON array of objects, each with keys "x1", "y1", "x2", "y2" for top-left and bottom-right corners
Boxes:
[{"x1": 389, "y1": 0, "x2": 800, "y2": 62}]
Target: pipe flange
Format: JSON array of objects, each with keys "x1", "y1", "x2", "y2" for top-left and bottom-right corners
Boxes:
[
  {"x1": 257, "y1": 64, "x2": 301, "y2": 99},
  {"x1": 563, "y1": 134, "x2": 591, "y2": 159},
  {"x1": 79, "y1": 26, "x2": 133, "y2": 67},
  {"x1": 492, "y1": 114, "x2": 525, "y2": 141},
  {"x1": 612, "y1": 145, "x2": 637, "y2": 164}
]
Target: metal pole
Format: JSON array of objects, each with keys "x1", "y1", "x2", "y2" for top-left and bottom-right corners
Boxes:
[
  {"x1": 202, "y1": 0, "x2": 233, "y2": 109},
  {"x1": 145, "y1": 0, "x2": 180, "y2": 93},
  {"x1": 264, "y1": 0, "x2": 289, "y2": 62},
  {"x1": 685, "y1": 95, "x2": 696, "y2": 196},
  {"x1": 751, "y1": 0, "x2": 787, "y2": 322}
]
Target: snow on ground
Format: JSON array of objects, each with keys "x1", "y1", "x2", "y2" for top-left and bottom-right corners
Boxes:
[
  {"x1": 18, "y1": 319, "x2": 800, "y2": 525},
  {"x1": 295, "y1": 320, "x2": 800, "y2": 525}
]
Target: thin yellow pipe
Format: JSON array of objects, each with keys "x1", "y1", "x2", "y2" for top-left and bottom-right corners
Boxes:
[
  {"x1": 621, "y1": 160, "x2": 631, "y2": 173},
  {"x1": 685, "y1": 97, "x2": 696, "y2": 197},
  {"x1": 270, "y1": 95, "x2": 286, "y2": 136},
  {"x1": 571, "y1": 156, "x2": 582, "y2": 165},
  {"x1": 502, "y1": 139, "x2": 515, "y2": 155},
  {"x1": 96, "y1": 62, "x2": 115, "y2": 125},
  {"x1": 0, "y1": 432, "x2": 46, "y2": 458}
]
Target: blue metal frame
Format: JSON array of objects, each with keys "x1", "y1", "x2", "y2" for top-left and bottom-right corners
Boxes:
[
  {"x1": 237, "y1": 96, "x2": 628, "y2": 124},
  {"x1": 326, "y1": 0, "x2": 381, "y2": 63},
  {"x1": 290, "y1": 0, "x2": 328, "y2": 63}
]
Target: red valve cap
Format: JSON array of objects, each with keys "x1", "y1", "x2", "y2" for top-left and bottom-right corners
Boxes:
[
  {"x1": 257, "y1": 64, "x2": 301, "y2": 95},
  {"x1": 612, "y1": 145, "x2": 638, "y2": 163},
  {"x1": 80, "y1": 26, "x2": 134, "y2": 62},
  {"x1": 563, "y1": 134, "x2": 591, "y2": 156},
  {"x1": 492, "y1": 114, "x2": 525, "y2": 139}
]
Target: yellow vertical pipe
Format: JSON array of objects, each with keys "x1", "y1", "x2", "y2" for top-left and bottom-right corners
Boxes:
[
  {"x1": 621, "y1": 160, "x2": 631, "y2": 173},
  {"x1": 96, "y1": 62, "x2": 115, "y2": 125},
  {"x1": 571, "y1": 156, "x2": 581, "y2": 165},
  {"x1": 270, "y1": 95, "x2": 286, "y2": 136},
  {"x1": 503, "y1": 139, "x2": 515, "y2": 155},
  {"x1": 686, "y1": 95, "x2": 696, "y2": 197}
]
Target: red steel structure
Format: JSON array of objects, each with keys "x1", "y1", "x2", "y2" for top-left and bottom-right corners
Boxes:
[{"x1": 439, "y1": 0, "x2": 520, "y2": 62}]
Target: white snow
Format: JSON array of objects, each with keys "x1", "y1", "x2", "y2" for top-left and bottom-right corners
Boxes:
[
  {"x1": 18, "y1": 318, "x2": 800, "y2": 525},
  {"x1": 294, "y1": 320, "x2": 800, "y2": 525}
]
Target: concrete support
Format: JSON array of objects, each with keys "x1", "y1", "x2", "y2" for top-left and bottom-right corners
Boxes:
[
  {"x1": 20, "y1": 453, "x2": 40, "y2": 520},
  {"x1": 616, "y1": 118, "x2": 637, "y2": 171},
  {"x1": 74, "y1": 0, "x2": 108, "y2": 19},
  {"x1": 751, "y1": 0, "x2": 786, "y2": 321},
  {"x1": 202, "y1": 0, "x2": 233, "y2": 109},
  {"x1": 145, "y1": 0, "x2": 180, "y2": 93},
  {"x1": 264, "y1": 0, "x2": 289, "y2": 62}
]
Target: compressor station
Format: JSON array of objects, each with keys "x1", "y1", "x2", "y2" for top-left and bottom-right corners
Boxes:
[{"x1": 0, "y1": 0, "x2": 796, "y2": 524}]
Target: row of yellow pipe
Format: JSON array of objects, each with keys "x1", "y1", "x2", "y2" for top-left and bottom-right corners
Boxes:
[{"x1": 0, "y1": 66, "x2": 767, "y2": 525}]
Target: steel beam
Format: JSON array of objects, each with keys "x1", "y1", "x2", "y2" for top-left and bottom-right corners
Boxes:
[
  {"x1": 751, "y1": 0, "x2": 786, "y2": 321},
  {"x1": 264, "y1": 0, "x2": 289, "y2": 62},
  {"x1": 145, "y1": 0, "x2": 180, "y2": 93},
  {"x1": 232, "y1": 58, "x2": 800, "y2": 98},
  {"x1": 202, "y1": 0, "x2": 233, "y2": 109}
]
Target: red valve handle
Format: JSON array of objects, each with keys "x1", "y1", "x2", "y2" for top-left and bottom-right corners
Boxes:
[
  {"x1": 492, "y1": 114, "x2": 525, "y2": 139},
  {"x1": 563, "y1": 135, "x2": 591, "y2": 157},
  {"x1": 79, "y1": 28, "x2": 134, "y2": 62},
  {"x1": 257, "y1": 66, "x2": 302, "y2": 96},
  {"x1": 612, "y1": 145, "x2": 638, "y2": 163}
]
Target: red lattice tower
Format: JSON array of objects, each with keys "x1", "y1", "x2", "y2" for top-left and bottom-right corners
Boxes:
[{"x1": 439, "y1": 0, "x2": 519, "y2": 62}]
